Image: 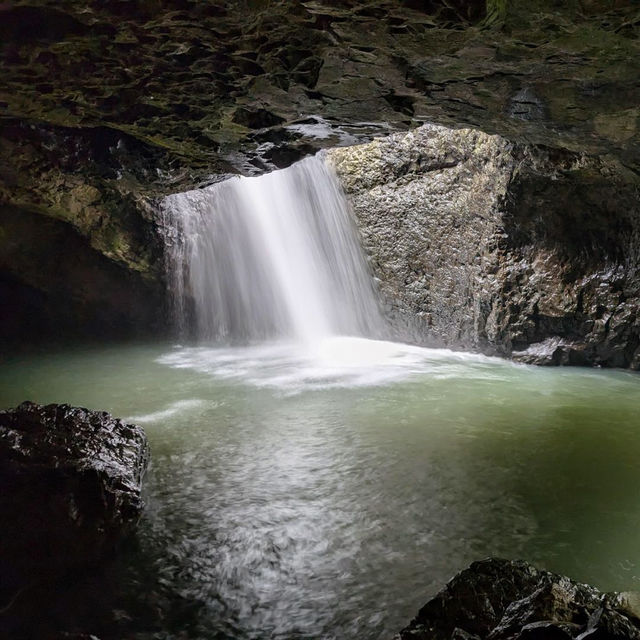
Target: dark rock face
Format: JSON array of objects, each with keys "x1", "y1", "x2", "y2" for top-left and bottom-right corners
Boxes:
[
  {"x1": 397, "y1": 558, "x2": 640, "y2": 640},
  {"x1": 0, "y1": 204, "x2": 168, "y2": 346},
  {"x1": 0, "y1": 401, "x2": 149, "y2": 592},
  {"x1": 1, "y1": 1, "x2": 639, "y2": 176},
  {"x1": 329, "y1": 125, "x2": 640, "y2": 368},
  {"x1": 0, "y1": 119, "x2": 177, "y2": 345}
]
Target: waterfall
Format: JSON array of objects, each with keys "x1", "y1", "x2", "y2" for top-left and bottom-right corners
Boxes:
[{"x1": 162, "y1": 154, "x2": 384, "y2": 344}]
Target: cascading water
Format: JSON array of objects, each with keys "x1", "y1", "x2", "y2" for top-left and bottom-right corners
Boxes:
[
  {"x1": 162, "y1": 154, "x2": 384, "y2": 345},
  {"x1": 161, "y1": 153, "x2": 461, "y2": 392}
]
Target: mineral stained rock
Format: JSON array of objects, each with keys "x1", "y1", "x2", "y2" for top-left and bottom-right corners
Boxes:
[
  {"x1": 2, "y1": 1, "x2": 640, "y2": 176},
  {"x1": 0, "y1": 401, "x2": 149, "y2": 591},
  {"x1": 397, "y1": 558, "x2": 640, "y2": 640},
  {"x1": 329, "y1": 124, "x2": 640, "y2": 368}
]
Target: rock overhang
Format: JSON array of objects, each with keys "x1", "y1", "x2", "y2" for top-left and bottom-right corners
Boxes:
[
  {"x1": 1, "y1": 0, "x2": 639, "y2": 194},
  {"x1": 2, "y1": 0, "x2": 640, "y2": 352}
]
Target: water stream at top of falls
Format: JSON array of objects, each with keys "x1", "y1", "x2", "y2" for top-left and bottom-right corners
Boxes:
[{"x1": 162, "y1": 154, "x2": 384, "y2": 345}]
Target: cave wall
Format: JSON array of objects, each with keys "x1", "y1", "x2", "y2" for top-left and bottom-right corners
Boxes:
[
  {"x1": 0, "y1": 204, "x2": 167, "y2": 346},
  {"x1": 0, "y1": 121, "x2": 172, "y2": 346},
  {"x1": 328, "y1": 125, "x2": 640, "y2": 368},
  {"x1": 1, "y1": 1, "x2": 640, "y2": 177}
]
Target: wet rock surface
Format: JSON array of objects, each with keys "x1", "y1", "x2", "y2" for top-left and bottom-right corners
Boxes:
[
  {"x1": 329, "y1": 124, "x2": 640, "y2": 368},
  {"x1": 0, "y1": 401, "x2": 149, "y2": 592},
  {"x1": 397, "y1": 558, "x2": 640, "y2": 640}
]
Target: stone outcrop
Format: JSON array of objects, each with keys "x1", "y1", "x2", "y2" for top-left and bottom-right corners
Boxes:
[
  {"x1": 397, "y1": 558, "x2": 640, "y2": 640},
  {"x1": 0, "y1": 401, "x2": 149, "y2": 593},
  {"x1": 328, "y1": 125, "x2": 640, "y2": 368}
]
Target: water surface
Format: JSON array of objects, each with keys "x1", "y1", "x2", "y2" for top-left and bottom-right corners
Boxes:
[{"x1": 1, "y1": 339, "x2": 639, "y2": 639}]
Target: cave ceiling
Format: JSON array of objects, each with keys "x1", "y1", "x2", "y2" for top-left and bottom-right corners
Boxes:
[{"x1": 1, "y1": 0, "x2": 639, "y2": 192}]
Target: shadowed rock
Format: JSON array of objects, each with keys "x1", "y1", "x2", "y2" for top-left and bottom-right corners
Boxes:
[
  {"x1": 2, "y1": 1, "x2": 640, "y2": 177},
  {"x1": 397, "y1": 558, "x2": 640, "y2": 640},
  {"x1": 0, "y1": 401, "x2": 149, "y2": 593}
]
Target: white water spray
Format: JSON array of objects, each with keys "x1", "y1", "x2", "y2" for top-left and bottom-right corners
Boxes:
[
  {"x1": 163, "y1": 154, "x2": 384, "y2": 344},
  {"x1": 160, "y1": 154, "x2": 507, "y2": 391}
]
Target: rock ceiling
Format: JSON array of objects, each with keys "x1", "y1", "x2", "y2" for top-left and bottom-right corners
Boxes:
[{"x1": 1, "y1": 0, "x2": 639, "y2": 192}]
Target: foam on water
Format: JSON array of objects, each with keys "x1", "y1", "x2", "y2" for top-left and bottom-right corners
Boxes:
[
  {"x1": 157, "y1": 336, "x2": 513, "y2": 393},
  {"x1": 159, "y1": 155, "x2": 518, "y2": 392},
  {"x1": 126, "y1": 398, "x2": 206, "y2": 423}
]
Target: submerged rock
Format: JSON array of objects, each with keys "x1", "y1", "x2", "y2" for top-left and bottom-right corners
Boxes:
[
  {"x1": 397, "y1": 558, "x2": 640, "y2": 640},
  {"x1": 0, "y1": 401, "x2": 149, "y2": 591}
]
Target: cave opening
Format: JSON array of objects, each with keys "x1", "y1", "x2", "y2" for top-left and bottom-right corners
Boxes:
[
  {"x1": 2, "y1": 124, "x2": 640, "y2": 639},
  {"x1": 2, "y1": 1, "x2": 640, "y2": 638}
]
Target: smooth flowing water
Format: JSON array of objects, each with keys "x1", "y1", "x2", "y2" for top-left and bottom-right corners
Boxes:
[
  {"x1": 162, "y1": 155, "x2": 383, "y2": 343},
  {"x1": 1, "y1": 342, "x2": 640, "y2": 639}
]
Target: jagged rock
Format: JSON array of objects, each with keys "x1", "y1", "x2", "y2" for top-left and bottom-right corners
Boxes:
[
  {"x1": 487, "y1": 576, "x2": 600, "y2": 639},
  {"x1": 397, "y1": 559, "x2": 640, "y2": 640},
  {"x1": 329, "y1": 124, "x2": 640, "y2": 368},
  {"x1": 611, "y1": 593, "x2": 640, "y2": 624},
  {"x1": 398, "y1": 559, "x2": 546, "y2": 640},
  {"x1": 452, "y1": 630, "x2": 482, "y2": 640},
  {"x1": 579, "y1": 606, "x2": 640, "y2": 640},
  {"x1": 0, "y1": 401, "x2": 149, "y2": 592},
  {"x1": 516, "y1": 621, "x2": 579, "y2": 639},
  {"x1": 512, "y1": 339, "x2": 589, "y2": 367}
]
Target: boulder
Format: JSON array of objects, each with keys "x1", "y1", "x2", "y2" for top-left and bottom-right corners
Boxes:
[
  {"x1": 0, "y1": 401, "x2": 149, "y2": 592},
  {"x1": 397, "y1": 558, "x2": 640, "y2": 640},
  {"x1": 329, "y1": 125, "x2": 640, "y2": 368}
]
